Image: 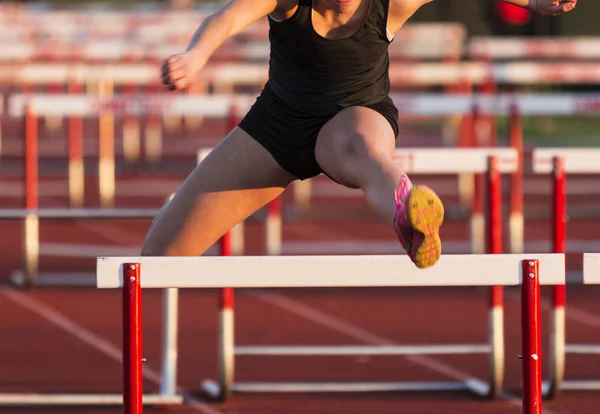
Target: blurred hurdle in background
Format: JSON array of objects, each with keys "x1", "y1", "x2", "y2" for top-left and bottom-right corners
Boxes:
[{"x1": 96, "y1": 252, "x2": 573, "y2": 412}]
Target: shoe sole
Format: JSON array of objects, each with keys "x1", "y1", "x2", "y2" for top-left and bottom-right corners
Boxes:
[{"x1": 407, "y1": 186, "x2": 444, "y2": 269}]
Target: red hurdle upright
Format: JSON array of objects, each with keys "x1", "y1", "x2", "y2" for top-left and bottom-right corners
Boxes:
[
  {"x1": 219, "y1": 228, "x2": 235, "y2": 401},
  {"x1": 522, "y1": 259, "x2": 543, "y2": 414},
  {"x1": 531, "y1": 147, "x2": 600, "y2": 398},
  {"x1": 549, "y1": 156, "x2": 567, "y2": 398},
  {"x1": 24, "y1": 104, "x2": 39, "y2": 286},
  {"x1": 123, "y1": 263, "x2": 143, "y2": 414},
  {"x1": 487, "y1": 155, "x2": 505, "y2": 398}
]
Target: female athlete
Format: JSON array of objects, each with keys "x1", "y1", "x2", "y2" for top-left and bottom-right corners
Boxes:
[{"x1": 144, "y1": 0, "x2": 577, "y2": 268}]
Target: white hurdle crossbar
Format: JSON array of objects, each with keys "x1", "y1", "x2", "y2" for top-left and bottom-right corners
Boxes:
[
  {"x1": 96, "y1": 253, "x2": 567, "y2": 413},
  {"x1": 532, "y1": 149, "x2": 600, "y2": 398}
]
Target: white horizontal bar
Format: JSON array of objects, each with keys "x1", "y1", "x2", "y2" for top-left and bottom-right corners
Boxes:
[
  {"x1": 9, "y1": 93, "x2": 600, "y2": 117},
  {"x1": 10, "y1": 271, "x2": 97, "y2": 287},
  {"x1": 96, "y1": 254, "x2": 566, "y2": 289},
  {"x1": 280, "y1": 239, "x2": 600, "y2": 256},
  {"x1": 392, "y1": 93, "x2": 600, "y2": 116},
  {"x1": 8, "y1": 94, "x2": 256, "y2": 117},
  {"x1": 4, "y1": 62, "x2": 600, "y2": 86},
  {"x1": 0, "y1": 38, "x2": 460, "y2": 61},
  {"x1": 468, "y1": 37, "x2": 600, "y2": 59},
  {"x1": 233, "y1": 381, "x2": 470, "y2": 393},
  {"x1": 532, "y1": 148, "x2": 600, "y2": 174},
  {"x1": 202, "y1": 378, "x2": 490, "y2": 398},
  {"x1": 0, "y1": 208, "x2": 160, "y2": 219},
  {"x1": 234, "y1": 344, "x2": 491, "y2": 356},
  {"x1": 394, "y1": 148, "x2": 517, "y2": 174},
  {"x1": 561, "y1": 380, "x2": 600, "y2": 391},
  {"x1": 583, "y1": 254, "x2": 600, "y2": 285},
  {"x1": 566, "y1": 344, "x2": 600, "y2": 354},
  {"x1": 0, "y1": 393, "x2": 183, "y2": 406},
  {"x1": 199, "y1": 147, "x2": 518, "y2": 174}
]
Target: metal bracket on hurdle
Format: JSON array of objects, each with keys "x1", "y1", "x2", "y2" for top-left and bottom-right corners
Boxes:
[
  {"x1": 532, "y1": 148, "x2": 600, "y2": 399},
  {"x1": 94, "y1": 253, "x2": 571, "y2": 413},
  {"x1": 199, "y1": 148, "x2": 521, "y2": 401}
]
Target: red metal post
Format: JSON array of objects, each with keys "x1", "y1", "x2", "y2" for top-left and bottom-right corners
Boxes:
[
  {"x1": 472, "y1": 103, "x2": 487, "y2": 242},
  {"x1": 221, "y1": 286, "x2": 234, "y2": 311},
  {"x1": 220, "y1": 231, "x2": 233, "y2": 257},
  {"x1": 220, "y1": 226, "x2": 234, "y2": 316},
  {"x1": 521, "y1": 259, "x2": 542, "y2": 414},
  {"x1": 488, "y1": 156, "x2": 504, "y2": 306},
  {"x1": 509, "y1": 104, "x2": 524, "y2": 211},
  {"x1": 509, "y1": 103, "x2": 524, "y2": 252},
  {"x1": 457, "y1": 99, "x2": 474, "y2": 149},
  {"x1": 267, "y1": 194, "x2": 281, "y2": 224},
  {"x1": 68, "y1": 83, "x2": 83, "y2": 164},
  {"x1": 480, "y1": 76, "x2": 497, "y2": 147},
  {"x1": 552, "y1": 156, "x2": 567, "y2": 309},
  {"x1": 227, "y1": 104, "x2": 239, "y2": 134},
  {"x1": 268, "y1": 195, "x2": 281, "y2": 217},
  {"x1": 25, "y1": 104, "x2": 38, "y2": 210},
  {"x1": 123, "y1": 263, "x2": 143, "y2": 414},
  {"x1": 68, "y1": 81, "x2": 84, "y2": 206}
]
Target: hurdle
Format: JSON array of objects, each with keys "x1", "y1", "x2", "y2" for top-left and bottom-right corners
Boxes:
[
  {"x1": 531, "y1": 148, "x2": 600, "y2": 398},
  {"x1": 4, "y1": 93, "x2": 257, "y2": 286},
  {"x1": 96, "y1": 253, "x2": 567, "y2": 413},
  {"x1": 189, "y1": 148, "x2": 519, "y2": 398}
]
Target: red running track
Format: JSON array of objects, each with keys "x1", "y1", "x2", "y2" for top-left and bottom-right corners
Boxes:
[{"x1": 2, "y1": 177, "x2": 600, "y2": 413}]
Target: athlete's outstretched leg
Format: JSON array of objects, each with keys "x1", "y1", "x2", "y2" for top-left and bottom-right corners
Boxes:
[
  {"x1": 314, "y1": 106, "x2": 444, "y2": 268},
  {"x1": 141, "y1": 127, "x2": 296, "y2": 257}
]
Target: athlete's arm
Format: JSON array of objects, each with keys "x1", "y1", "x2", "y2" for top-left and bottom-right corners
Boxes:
[
  {"x1": 386, "y1": 0, "x2": 577, "y2": 35},
  {"x1": 500, "y1": 0, "x2": 577, "y2": 16},
  {"x1": 386, "y1": 0, "x2": 433, "y2": 34},
  {"x1": 185, "y1": 0, "x2": 294, "y2": 61},
  {"x1": 162, "y1": 0, "x2": 296, "y2": 91}
]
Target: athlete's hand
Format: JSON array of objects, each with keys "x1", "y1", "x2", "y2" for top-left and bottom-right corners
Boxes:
[
  {"x1": 161, "y1": 52, "x2": 204, "y2": 92},
  {"x1": 527, "y1": 0, "x2": 577, "y2": 16}
]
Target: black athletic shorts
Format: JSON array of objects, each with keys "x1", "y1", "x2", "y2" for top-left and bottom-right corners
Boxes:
[{"x1": 238, "y1": 84, "x2": 399, "y2": 181}]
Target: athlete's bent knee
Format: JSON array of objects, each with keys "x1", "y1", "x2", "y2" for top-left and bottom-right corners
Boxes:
[{"x1": 337, "y1": 131, "x2": 391, "y2": 175}]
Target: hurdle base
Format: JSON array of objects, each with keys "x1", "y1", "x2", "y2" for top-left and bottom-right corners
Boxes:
[
  {"x1": 561, "y1": 380, "x2": 600, "y2": 391},
  {"x1": 235, "y1": 344, "x2": 491, "y2": 356},
  {"x1": 566, "y1": 344, "x2": 600, "y2": 354},
  {"x1": 201, "y1": 379, "x2": 490, "y2": 399},
  {"x1": 0, "y1": 393, "x2": 183, "y2": 406},
  {"x1": 10, "y1": 271, "x2": 97, "y2": 288}
]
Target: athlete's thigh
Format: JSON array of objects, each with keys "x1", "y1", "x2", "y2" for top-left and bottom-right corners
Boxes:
[
  {"x1": 142, "y1": 127, "x2": 296, "y2": 256},
  {"x1": 315, "y1": 106, "x2": 396, "y2": 188}
]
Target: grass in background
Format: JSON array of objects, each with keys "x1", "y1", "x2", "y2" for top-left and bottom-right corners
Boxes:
[
  {"x1": 496, "y1": 116, "x2": 600, "y2": 146},
  {"x1": 404, "y1": 116, "x2": 600, "y2": 147}
]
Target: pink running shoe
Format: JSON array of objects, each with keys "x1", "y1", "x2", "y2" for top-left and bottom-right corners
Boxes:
[{"x1": 393, "y1": 173, "x2": 444, "y2": 268}]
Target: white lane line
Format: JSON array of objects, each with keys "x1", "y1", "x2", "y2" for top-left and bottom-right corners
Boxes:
[
  {"x1": 251, "y1": 290, "x2": 559, "y2": 414},
  {"x1": 1, "y1": 289, "x2": 224, "y2": 414}
]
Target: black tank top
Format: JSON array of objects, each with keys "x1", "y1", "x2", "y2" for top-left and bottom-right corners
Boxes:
[{"x1": 266, "y1": 0, "x2": 393, "y2": 116}]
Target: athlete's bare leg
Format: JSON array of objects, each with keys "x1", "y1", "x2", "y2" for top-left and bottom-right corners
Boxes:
[
  {"x1": 315, "y1": 106, "x2": 400, "y2": 220},
  {"x1": 315, "y1": 106, "x2": 443, "y2": 268},
  {"x1": 141, "y1": 127, "x2": 296, "y2": 257}
]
